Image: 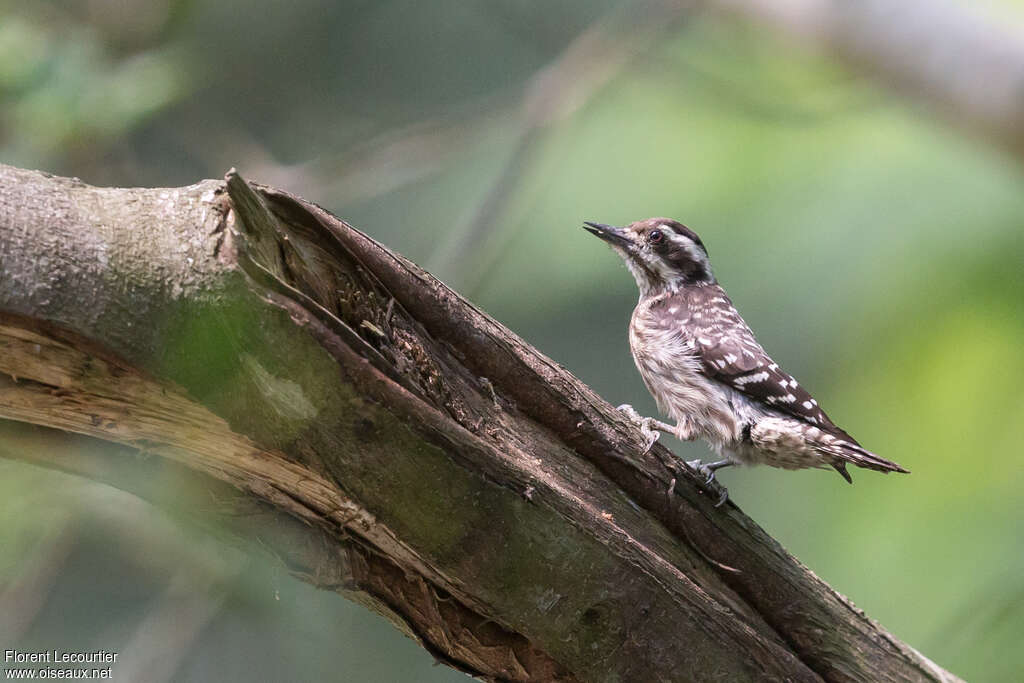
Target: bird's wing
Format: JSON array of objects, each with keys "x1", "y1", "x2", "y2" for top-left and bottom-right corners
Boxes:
[{"x1": 662, "y1": 287, "x2": 856, "y2": 442}]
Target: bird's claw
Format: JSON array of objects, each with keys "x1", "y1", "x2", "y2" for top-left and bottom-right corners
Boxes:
[
  {"x1": 617, "y1": 404, "x2": 661, "y2": 452},
  {"x1": 617, "y1": 407, "x2": 731, "y2": 507},
  {"x1": 686, "y1": 459, "x2": 730, "y2": 507},
  {"x1": 687, "y1": 460, "x2": 718, "y2": 486}
]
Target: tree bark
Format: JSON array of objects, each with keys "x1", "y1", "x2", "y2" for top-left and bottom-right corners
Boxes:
[{"x1": 0, "y1": 164, "x2": 960, "y2": 682}]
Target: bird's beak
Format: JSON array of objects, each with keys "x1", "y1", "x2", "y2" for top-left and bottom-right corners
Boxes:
[{"x1": 582, "y1": 221, "x2": 632, "y2": 249}]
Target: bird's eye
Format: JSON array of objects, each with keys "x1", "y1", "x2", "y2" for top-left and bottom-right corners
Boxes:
[{"x1": 648, "y1": 229, "x2": 664, "y2": 244}]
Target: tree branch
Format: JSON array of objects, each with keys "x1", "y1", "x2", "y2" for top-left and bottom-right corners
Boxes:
[
  {"x1": 0, "y1": 164, "x2": 959, "y2": 681},
  {"x1": 708, "y1": 0, "x2": 1024, "y2": 162}
]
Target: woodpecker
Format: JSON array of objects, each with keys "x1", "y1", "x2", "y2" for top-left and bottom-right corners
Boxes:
[{"x1": 583, "y1": 218, "x2": 908, "y2": 503}]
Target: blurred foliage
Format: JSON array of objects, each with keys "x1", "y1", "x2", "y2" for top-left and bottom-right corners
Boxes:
[{"x1": 1, "y1": 1, "x2": 1023, "y2": 681}]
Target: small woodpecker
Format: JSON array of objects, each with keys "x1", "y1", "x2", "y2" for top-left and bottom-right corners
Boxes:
[{"x1": 583, "y1": 217, "x2": 908, "y2": 504}]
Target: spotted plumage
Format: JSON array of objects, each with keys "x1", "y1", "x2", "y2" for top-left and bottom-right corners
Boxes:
[{"x1": 584, "y1": 217, "x2": 908, "y2": 488}]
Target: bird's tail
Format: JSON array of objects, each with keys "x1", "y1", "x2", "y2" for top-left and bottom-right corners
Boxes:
[{"x1": 828, "y1": 441, "x2": 910, "y2": 480}]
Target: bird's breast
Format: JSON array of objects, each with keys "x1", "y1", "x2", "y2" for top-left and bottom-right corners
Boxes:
[{"x1": 628, "y1": 304, "x2": 739, "y2": 445}]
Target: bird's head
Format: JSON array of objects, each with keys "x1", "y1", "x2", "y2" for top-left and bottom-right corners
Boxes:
[{"x1": 583, "y1": 217, "x2": 714, "y2": 296}]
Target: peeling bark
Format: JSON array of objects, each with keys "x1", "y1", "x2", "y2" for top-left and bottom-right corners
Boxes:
[{"x1": 0, "y1": 164, "x2": 960, "y2": 682}]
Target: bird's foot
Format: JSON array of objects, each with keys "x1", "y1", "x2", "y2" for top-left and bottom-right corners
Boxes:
[
  {"x1": 685, "y1": 459, "x2": 733, "y2": 507},
  {"x1": 616, "y1": 404, "x2": 673, "y2": 452}
]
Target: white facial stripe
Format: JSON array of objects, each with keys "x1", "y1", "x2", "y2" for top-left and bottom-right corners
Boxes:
[
  {"x1": 616, "y1": 223, "x2": 714, "y2": 295},
  {"x1": 637, "y1": 232, "x2": 676, "y2": 283},
  {"x1": 661, "y1": 227, "x2": 710, "y2": 271}
]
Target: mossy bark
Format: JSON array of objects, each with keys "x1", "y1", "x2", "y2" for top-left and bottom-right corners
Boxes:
[{"x1": 0, "y1": 164, "x2": 960, "y2": 682}]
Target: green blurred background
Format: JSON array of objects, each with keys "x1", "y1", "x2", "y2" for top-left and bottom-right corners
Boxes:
[{"x1": 1, "y1": 1, "x2": 1022, "y2": 681}]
